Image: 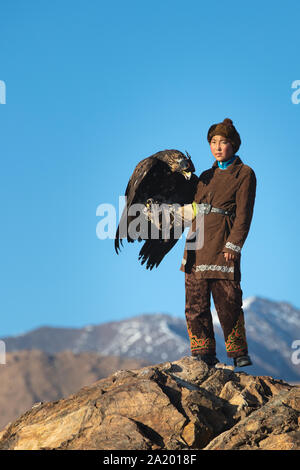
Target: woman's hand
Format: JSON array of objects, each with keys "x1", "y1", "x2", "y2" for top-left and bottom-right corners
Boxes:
[{"x1": 223, "y1": 252, "x2": 238, "y2": 262}]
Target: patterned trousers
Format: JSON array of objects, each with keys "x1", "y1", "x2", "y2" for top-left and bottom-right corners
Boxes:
[{"x1": 185, "y1": 265, "x2": 248, "y2": 358}]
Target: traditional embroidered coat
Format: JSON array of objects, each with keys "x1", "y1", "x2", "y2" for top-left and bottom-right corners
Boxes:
[{"x1": 180, "y1": 156, "x2": 257, "y2": 281}]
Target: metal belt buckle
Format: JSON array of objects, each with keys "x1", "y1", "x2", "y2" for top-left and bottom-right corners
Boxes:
[{"x1": 198, "y1": 203, "x2": 212, "y2": 215}]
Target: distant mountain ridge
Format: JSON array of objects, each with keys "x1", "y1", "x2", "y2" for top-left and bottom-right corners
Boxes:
[{"x1": 1, "y1": 296, "x2": 300, "y2": 382}]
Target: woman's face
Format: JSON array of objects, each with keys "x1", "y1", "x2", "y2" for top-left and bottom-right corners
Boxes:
[{"x1": 210, "y1": 135, "x2": 234, "y2": 162}]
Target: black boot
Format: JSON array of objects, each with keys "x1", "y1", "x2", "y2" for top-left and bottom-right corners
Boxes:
[
  {"x1": 233, "y1": 355, "x2": 252, "y2": 368},
  {"x1": 194, "y1": 354, "x2": 219, "y2": 366}
]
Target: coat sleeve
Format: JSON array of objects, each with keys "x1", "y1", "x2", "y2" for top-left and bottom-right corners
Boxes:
[{"x1": 222, "y1": 168, "x2": 257, "y2": 256}]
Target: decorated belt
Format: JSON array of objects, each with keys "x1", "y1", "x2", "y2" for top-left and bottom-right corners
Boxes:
[{"x1": 197, "y1": 203, "x2": 234, "y2": 216}]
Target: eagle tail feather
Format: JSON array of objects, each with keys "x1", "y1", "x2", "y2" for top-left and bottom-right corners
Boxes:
[{"x1": 138, "y1": 239, "x2": 178, "y2": 270}]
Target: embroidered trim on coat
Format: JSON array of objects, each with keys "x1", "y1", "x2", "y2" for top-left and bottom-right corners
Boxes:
[
  {"x1": 225, "y1": 241, "x2": 241, "y2": 253},
  {"x1": 195, "y1": 264, "x2": 234, "y2": 273}
]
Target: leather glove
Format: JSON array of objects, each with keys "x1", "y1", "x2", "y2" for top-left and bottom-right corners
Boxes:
[
  {"x1": 143, "y1": 200, "x2": 198, "y2": 230},
  {"x1": 173, "y1": 203, "x2": 197, "y2": 225}
]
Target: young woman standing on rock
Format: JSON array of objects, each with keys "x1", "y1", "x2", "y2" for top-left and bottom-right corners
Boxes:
[{"x1": 179, "y1": 118, "x2": 257, "y2": 368}]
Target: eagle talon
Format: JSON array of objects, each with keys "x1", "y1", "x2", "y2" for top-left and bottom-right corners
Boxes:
[
  {"x1": 146, "y1": 198, "x2": 153, "y2": 208},
  {"x1": 146, "y1": 198, "x2": 160, "y2": 208}
]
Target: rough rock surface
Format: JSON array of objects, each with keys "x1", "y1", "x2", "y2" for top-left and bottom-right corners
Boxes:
[
  {"x1": 0, "y1": 356, "x2": 299, "y2": 450},
  {"x1": 0, "y1": 349, "x2": 149, "y2": 431}
]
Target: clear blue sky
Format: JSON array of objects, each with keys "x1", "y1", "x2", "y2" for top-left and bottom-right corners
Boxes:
[{"x1": 0, "y1": 0, "x2": 299, "y2": 336}]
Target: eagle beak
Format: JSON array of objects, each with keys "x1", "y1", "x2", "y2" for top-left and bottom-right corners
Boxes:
[{"x1": 183, "y1": 171, "x2": 192, "y2": 180}]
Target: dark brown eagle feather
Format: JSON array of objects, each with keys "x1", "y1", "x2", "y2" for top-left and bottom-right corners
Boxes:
[{"x1": 115, "y1": 149, "x2": 198, "y2": 269}]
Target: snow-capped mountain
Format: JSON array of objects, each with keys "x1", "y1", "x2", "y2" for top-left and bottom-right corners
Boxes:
[
  {"x1": 2, "y1": 314, "x2": 190, "y2": 363},
  {"x1": 212, "y1": 296, "x2": 300, "y2": 381},
  {"x1": 2, "y1": 296, "x2": 300, "y2": 382}
]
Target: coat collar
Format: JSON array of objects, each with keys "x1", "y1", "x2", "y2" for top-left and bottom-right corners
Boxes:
[{"x1": 212, "y1": 155, "x2": 243, "y2": 175}]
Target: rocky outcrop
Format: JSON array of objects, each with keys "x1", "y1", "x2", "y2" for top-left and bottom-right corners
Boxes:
[
  {"x1": 0, "y1": 349, "x2": 149, "y2": 431},
  {"x1": 0, "y1": 356, "x2": 299, "y2": 450},
  {"x1": 205, "y1": 387, "x2": 300, "y2": 450}
]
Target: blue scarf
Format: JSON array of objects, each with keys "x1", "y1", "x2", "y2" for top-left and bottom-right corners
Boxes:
[{"x1": 217, "y1": 155, "x2": 237, "y2": 170}]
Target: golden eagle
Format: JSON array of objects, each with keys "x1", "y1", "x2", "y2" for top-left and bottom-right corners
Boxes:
[{"x1": 114, "y1": 149, "x2": 198, "y2": 269}]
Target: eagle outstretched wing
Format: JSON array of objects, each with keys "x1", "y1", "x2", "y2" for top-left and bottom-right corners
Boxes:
[
  {"x1": 114, "y1": 149, "x2": 198, "y2": 269},
  {"x1": 124, "y1": 156, "x2": 157, "y2": 211},
  {"x1": 114, "y1": 155, "x2": 157, "y2": 253}
]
